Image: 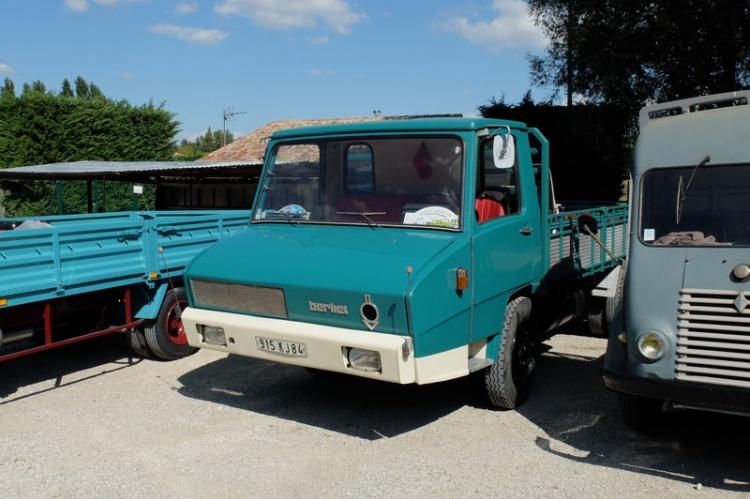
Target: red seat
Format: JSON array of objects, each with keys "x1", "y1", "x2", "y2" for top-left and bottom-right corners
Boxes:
[{"x1": 475, "y1": 198, "x2": 505, "y2": 222}]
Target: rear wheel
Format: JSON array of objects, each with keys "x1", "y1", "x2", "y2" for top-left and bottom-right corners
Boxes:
[
  {"x1": 126, "y1": 329, "x2": 151, "y2": 358},
  {"x1": 587, "y1": 298, "x2": 607, "y2": 336},
  {"x1": 144, "y1": 287, "x2": 197, "y2": 361},
  {"x1": 619, "y1": 393, "x2": 664, "y2": 431},
  {"x1": 484, "y1": 297, "x2": 535, "y2": 409}
]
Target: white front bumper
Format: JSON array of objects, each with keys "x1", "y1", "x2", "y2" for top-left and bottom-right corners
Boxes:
[{"x1": 182, "y1": 307, "x2": 417, "y2": 383}]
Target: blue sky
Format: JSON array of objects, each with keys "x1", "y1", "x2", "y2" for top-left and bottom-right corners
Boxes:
[{"x1": 1, "y1": 0, "x2": 549, "y2": 141}]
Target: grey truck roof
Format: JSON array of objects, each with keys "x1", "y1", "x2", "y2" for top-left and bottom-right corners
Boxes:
[{"x1": 635, "y1": 90, "x2": 750, "y2": 173}]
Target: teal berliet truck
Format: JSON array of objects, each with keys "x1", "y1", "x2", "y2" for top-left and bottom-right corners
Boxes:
[{"x1": 181, "y1": 118, "x2": 626, "y2": 408}]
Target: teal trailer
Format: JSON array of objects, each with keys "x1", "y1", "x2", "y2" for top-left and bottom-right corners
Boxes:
[
  {"x1": 0, "y1": 161, "x2": 257, "y2": 362},
  {"x1": 181, "y1": 118, "x2": 627, "y2": 408}
]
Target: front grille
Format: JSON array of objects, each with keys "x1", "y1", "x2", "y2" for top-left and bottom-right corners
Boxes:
[
  {"x1": 191, "y1": 279, "x2": 288, "y2": 318},
  {"x1": 676, "y1": 288, "x2": 750, "y2": 388}
]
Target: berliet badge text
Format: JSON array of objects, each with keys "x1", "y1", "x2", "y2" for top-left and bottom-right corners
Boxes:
[{"x1": 308, "y1": 301, "x2": 349, "y2": 315}]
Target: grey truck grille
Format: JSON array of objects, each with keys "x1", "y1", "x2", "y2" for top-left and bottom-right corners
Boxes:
[
  {"x1": 191, "y1": 279, "x2": 288, "y2": 318},
  {"x1": 676, "y1": 288, "x2": 750, "y2": 388}
]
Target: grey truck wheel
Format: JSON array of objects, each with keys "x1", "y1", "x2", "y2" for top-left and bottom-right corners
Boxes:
[
  {"x1": 484, "y1": 296, "x2": 535, "y2": 409},
  {"x1": 618, "y1": 393, "x2": 664, "y2": 431},
  {"x1": 144, "y1": 287, "x2": 198, "y2": 361},
  {"x1": 126, "y1": 329, "x2": 151, "y2": 358}
]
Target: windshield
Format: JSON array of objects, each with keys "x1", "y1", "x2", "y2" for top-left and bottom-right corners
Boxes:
[
  {"x1": 641, "y1": 164, "x2": 750, "y2": 246},
  {"x1": 254, "y1": 137, "x2": 464, "y2": 229}
]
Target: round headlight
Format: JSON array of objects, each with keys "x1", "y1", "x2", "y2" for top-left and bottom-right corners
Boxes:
[{"x1": 637, "y1": 332, "x2": 666, "y2": 361}]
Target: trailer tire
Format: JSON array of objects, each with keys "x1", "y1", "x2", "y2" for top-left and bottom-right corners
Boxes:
[
  {"x1": 484, "y1": 296, "x2": 535, "y2": 409},
  {"x1": 126, "y1": 329, "x2": 151, "y2": 358},
  {"x1": 618, "y1": 393, "x2": 663, "y2": 431},
  {"x1": 144, "y1": 287, "x2": 197, "y2": 361}
]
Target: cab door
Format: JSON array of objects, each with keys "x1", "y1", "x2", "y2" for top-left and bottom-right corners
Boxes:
[{"x1": 470, "y1": 133, "x2": 542, "y2": 343}]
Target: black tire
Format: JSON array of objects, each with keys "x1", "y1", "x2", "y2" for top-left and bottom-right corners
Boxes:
[
  {"x1": 619, "y1": 392, "x2": 664, "y2": 431},
  {"x1": 126, "y1": 328, "x2": 151, "y2": 358},
  {"x1": 606, "y1": 263, "x2": 626, "y2": 327},
  {"x1": 484, "y1": 296, "x2": 535, "y2": 409},
  {"x1": 144, "y1": 287, "x2": 197, "y2": 361},
  {"x1": 587, "y1": 298, "x2": 607, "y2": 337}
]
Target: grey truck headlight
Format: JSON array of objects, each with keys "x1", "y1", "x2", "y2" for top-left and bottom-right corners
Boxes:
[{"x1": 636, "y1": 332, "x2": 666, "y2": 362}]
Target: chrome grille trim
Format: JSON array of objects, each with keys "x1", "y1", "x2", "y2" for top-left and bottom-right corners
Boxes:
[
  {"x1": 676, "y1": 288, "x2": 750, "y2": 388},
  {"x1": 191, "y1": 279, "x2": 288, "y2": 318}
]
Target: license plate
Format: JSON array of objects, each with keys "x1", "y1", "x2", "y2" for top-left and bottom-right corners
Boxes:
[{"x1": 255, "y1": 336, "x2": 307, "y2": 357}]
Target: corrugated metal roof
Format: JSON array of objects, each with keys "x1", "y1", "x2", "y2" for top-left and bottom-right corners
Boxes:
[{"x1": 0, "y1": 160, "x2": 262, "y2": 180}]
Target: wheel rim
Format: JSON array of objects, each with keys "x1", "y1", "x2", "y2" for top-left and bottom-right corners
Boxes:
[
  {"x1": 511, "y1": 328, "x2": 533, "y2": 387},
  {"x1": 164, "y1": 298, "x2": 188, "y2": 346}
]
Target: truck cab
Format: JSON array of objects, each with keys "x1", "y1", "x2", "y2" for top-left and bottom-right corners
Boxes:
[
  {"x1": 182, "y1": 118, "x2": 624, "y2": 408},
  {"x1": 603, "y1": 91, "x2": 750, "y2": 427}
]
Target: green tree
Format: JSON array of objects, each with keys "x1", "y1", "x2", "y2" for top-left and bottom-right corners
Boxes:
[
  {"x1": 61, "y1": 78, "x2": 74, "y2": 97},
  {"x1": 174, "y1": 127, "x2": 234, "y2": 160},
  {"x1": 89, "y1": 83, "x2": 104, "y2": 99},
  {"x1": 1, "y1": 78, "x2": 14, "y2": 99},
  {"x1": 528, "y1": 0, "x2": 750, "y2": 119},
  {"x1": 74, "y1": 76, "x2": 89, "y2": 98},
  {"x1": 31, "y1": 80, "x2": 47, "y2": 94},
  {"x1": 0, "y1": 78, "x2": 179, "y2": 216}
]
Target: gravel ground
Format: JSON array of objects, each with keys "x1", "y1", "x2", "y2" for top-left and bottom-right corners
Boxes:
[{"x1": 0, "y1": 333, "x2": 748, "y2": 498}]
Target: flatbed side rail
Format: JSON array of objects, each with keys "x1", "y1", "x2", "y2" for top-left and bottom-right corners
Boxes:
[
  {"x1": 547, "y1": 204, "x2": 628, "y2": 278},
  {"x1": 0, "y1": 210, "x2": 252, "y2": 308}
]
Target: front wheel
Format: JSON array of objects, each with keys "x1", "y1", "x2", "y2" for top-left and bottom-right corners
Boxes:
[
  {"x1": 144, "y1": 287, "x2": 197, "y2": 361},
  {"x1": 619, "y1": 393, "x2": 664, "y2": 431},
  {"x1": 484, "y1": 296, "x2": 535, "y2": 409}
]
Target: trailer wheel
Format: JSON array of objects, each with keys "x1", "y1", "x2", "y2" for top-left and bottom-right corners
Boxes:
[
  {"x1": 618, "y1": 393, "x2": 663, "y2": 431},
  {"x1": 484, "y1": 296, "x2": 535, "y2": 409},
  {"x1": 144, "y1": 287, "x2": 197, "y2": 361},
  {"x1": 126, "y1": 329, "x2": 151, "y2": 358}
]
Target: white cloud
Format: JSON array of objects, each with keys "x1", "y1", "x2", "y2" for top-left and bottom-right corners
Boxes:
[
  {"x1": 64, "y1": 0, "x2": 144, "y2": 11},
  {"x1": 64, "y1": 0, "x2": 89, "y2": 12},
  {"x1": 176, "y1": 2, "x2": 198, "y2": 14},
  {"x1": 150, "y1": 24, "x2": 229, "y2": 45},
  {"x1": 215, "y1": 0, "x2": 365, "y2": 34},
  {"x1": 439, "y1": 0, "x2": 547, "y2": 50},
  {"x1": 115, "y1": 71, "x2": 134, "y2": 80},
  {"x1": 308, "y1": 68, "x2": 332, "y2": 77},
  {"x1": 0, "y1": 63, "x2": 15, "y2": 74},
  {"x1": 308, "y1": 36, "x2": 329, "y2": 45}
]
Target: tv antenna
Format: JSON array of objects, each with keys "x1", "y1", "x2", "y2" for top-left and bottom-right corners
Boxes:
[{"x1": 222, "y1": 108, "x2": 247, "y2": 146}]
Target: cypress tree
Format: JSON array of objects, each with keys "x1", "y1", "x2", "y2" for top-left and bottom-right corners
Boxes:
[
  {"x1": 61, "y1": 79, "x2": 74, "y2": 97},
  {"x1": 1, "y1": 78, "x2": 14, "y2": 99},
  {"x1": 74, "y1": 76, "x2": 89, "y2": 98}
]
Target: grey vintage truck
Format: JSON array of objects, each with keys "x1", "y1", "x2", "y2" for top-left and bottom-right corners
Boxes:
[{"x1": 603, "y1": 91, "x2": 750, "y2": 428}]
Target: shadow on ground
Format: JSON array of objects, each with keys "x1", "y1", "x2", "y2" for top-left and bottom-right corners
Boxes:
[
  {"x1": 518, "y1": 349, "x2": 750, "y2": 493},
  {"x1": 178, "y1": 344, "x2": 750, "y2": 492},
  {"x1": 0, "y1": 335, "x2": 143, "y2": 402},
  {"x1": 177, "y1": 355, "x2": 476, "y2": 440}
]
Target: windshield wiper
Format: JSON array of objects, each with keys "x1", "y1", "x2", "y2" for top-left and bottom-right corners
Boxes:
[
  {"x1": 676, "y1": 155, "x2": 711, "y2": 224},
  {"x1": 335, "y1": 211, "x2": 386, "y2": 229}
]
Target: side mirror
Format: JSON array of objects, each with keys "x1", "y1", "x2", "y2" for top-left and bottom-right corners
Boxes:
[
  {"x1": 493, "y1": 134, "x2": 515, "y2": 169},
  {"x1": 577, "y1": 214, "x2": 599, "y2": 235}
]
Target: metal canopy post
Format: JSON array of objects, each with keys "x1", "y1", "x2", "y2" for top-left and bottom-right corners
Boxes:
[{"x1": 86, "y1": 179, "x2": 93, "y2": 213}]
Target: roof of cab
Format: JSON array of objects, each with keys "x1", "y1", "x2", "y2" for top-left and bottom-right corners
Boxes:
[{"x1": 271, "y1": 117, "x2": 528, "y2": 139}]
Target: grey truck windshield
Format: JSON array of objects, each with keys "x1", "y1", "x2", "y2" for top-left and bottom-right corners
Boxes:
[
  {"x1": 255, "y1": 137, "x2": 464, "y2": 229},
  {"x1": 641, "y1": 164, "x2": 750, "y2": 246}
]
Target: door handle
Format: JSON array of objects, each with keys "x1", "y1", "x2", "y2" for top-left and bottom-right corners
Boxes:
[{"x1": 520, "y1": 226, "x2": 534, "y2": 236}]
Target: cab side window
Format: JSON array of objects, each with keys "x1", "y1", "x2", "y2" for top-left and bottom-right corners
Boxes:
[{"x1": 475, "y1": 138, "x2": 520, "y2": 222}]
